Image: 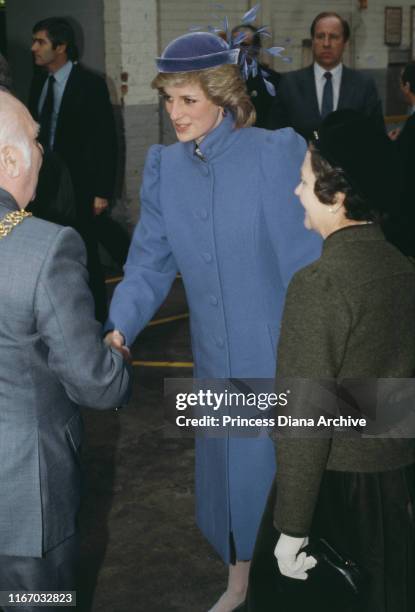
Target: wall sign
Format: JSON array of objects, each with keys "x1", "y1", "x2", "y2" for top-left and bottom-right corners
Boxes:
[
  {"x1": 385, "y1": 6, "x2": 402, "y2": 46},
  {"x1": 411, "y1": 7, "x2": 415, "y2": 60}
]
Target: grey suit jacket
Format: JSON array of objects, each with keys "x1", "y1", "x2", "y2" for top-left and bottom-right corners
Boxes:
[
  {"x1": 0, "y1": 188, "x2": 130, "y2": 557},
  {"x1": 273, "y1": 225, "x2": 415, "y2": 536},
  {"x1": 268, "y1": 65, "x2": 384, "y2": 140}
]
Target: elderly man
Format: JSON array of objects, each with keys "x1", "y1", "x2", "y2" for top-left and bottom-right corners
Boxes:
[
  {"x1": 0, "y1": 90, "x2": 130, "y2": 609},
  {"x1": 268, "y1": 12, "x2": 384, "y2": 139}
]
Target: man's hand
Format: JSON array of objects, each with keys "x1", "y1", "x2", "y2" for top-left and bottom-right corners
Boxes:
[
  {"x1": 105, "y1": 330, "x2": 131, "y2": 362},
  {"x1": 93, "y1": 196, "x2": 109, "y2": 216},
  {"x1": 274, "y1": 533, "x2": 317, "y2": 580}
]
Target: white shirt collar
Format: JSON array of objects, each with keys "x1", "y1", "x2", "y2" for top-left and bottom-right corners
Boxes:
[
  {"x1": 51, "y1": 60, "x2": 73, "y2": 84},
  {"x1": 313, "y1": 62, "x2": 343, "y2": 80}
]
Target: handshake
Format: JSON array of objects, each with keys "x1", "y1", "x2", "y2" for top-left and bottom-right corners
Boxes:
[{"x1": 105, "y1": 330, "x2": 132, "y2": 362}]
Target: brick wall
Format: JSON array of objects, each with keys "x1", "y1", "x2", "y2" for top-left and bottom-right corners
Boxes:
[
  {"x1": 159, "y1": 0, "x2": 249, "y2": 51},
  {"x1": 103, "y1": 0, "x2": 159, "y2": 227}
]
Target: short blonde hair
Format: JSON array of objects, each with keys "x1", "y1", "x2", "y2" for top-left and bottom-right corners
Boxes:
[{"x1": 152, "y1": 65, "x2": 256, "y2": 128}]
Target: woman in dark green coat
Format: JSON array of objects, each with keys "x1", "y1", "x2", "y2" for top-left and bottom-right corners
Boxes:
[{"x1": 245, "y1": 110, "x2": 415, "y2": 612}]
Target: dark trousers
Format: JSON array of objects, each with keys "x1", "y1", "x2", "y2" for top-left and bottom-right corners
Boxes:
[
  {"x1": 94, "y1": 211, "x2": 130, "y2": 268},
  {"x1": 0, "y1": 534, "x2": 79, "y2": 612},
  {"x1": 77, "y1": 210, "x2": 130, "y2": 324}
]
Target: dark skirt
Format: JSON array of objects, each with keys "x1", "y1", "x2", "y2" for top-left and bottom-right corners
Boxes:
[{"x1": 244, "y1": 464, "x2": 415, "y2": 612}]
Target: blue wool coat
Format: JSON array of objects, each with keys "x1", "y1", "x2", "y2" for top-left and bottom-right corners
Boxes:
[{"x1": 107, "y1": 114, "x2": 321, "y2": 562}]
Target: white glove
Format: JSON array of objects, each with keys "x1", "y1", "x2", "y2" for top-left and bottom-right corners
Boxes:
[{"x1": 274, "y1": 533, "x2": 317, "y2": 580}]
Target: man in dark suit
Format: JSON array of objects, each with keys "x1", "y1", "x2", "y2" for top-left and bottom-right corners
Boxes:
[
  {"x1": 386, "y1": 62, "x2": 415, "y2": 256},
  {"x1": 28, "y1": 17, "x2": 118, "y2": 322},
  {"x1": 268, "y1": 12, "x2": 384, "y2": 139},
  {"x1": 0, "y1": 89, "x2": 130, "y2": 610},
  {"x1": 389, "y1": 62, "x2": 415, "y2": 172}
]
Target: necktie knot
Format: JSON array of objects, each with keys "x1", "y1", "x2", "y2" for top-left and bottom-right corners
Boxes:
[{"x1": 324, "y1": 71, "x2": 332, "y2": 81}]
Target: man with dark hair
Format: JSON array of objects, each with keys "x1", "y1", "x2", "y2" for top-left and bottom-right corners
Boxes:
[
  {"x1": 268, "y1": 12, "x2": 384, "y2": 139},
  {"x1": 29, "y1": 17, "x2": 117, "y2": 322},
  {"x1": 386, "y1": 62, "x2": 415, "y2": 256},
  {"x1": 231, "y1": 24, "x2": 280, "y2": 128},
  {"x1": 32, "y1": 16, "x2": 79, "y2": 62},
  {"x1": 310, "y1": 10, "x2": 350, "y2": 41},
  {"x1": 389, "y1": 61, "x2": 415, "y2": 145}
]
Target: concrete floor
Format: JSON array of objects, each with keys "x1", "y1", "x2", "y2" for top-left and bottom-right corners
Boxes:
[{"x1": 77, "y1": 277, "x2": 226, "y2": 611}]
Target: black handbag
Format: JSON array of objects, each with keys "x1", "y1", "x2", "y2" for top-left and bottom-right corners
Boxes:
[{"x1": 303, "y1": 538, "x2": 370, "y2": 609}]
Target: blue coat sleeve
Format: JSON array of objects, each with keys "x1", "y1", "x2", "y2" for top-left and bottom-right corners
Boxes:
[
  {"x1": 260, "y1": 128, "x2": 322, "y2": 287},
  {"x1": 106, "y1": 145, "x2": 179, "y2": 346}
]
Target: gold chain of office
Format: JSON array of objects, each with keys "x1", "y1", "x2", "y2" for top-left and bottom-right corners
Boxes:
[{"x1": 0, "y1": 211, "x2": 32, "y2": 238}]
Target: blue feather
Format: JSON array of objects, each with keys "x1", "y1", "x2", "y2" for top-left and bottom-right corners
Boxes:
[
  {"x1": 241, "y1": 4, "x2": 261, "y2": 25},
  {"x1": 265, "y1": 46, "x2": 285, "y2": 57},
  {"x1": 256, "y1": 25, "x2": 270, "y2": 35},
  {"x1": 232, "y1": 32, "x2": 247, "y2": 45}
]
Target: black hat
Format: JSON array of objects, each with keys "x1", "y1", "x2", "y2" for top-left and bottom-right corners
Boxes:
[{"x1": 312, "y1": 110, "x2": 399, "y2": 214}]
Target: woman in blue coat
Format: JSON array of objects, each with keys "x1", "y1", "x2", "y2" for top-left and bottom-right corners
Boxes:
[{"x1": 106, "y1": 31, "x2": 321, "y2": 611}]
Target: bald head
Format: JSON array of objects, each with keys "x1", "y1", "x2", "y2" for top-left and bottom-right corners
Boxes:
[{"x1": 0, "y1": 91, "x2": 42, "y2": 208}]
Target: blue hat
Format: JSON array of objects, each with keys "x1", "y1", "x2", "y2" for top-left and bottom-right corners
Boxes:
[{"x1": 156, "y1": 32, "x2": 240, "y2": 73}]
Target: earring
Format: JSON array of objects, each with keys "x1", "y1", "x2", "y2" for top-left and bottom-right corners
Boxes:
[{"x1": 328, "y1": 202, "x2": 342, "y2": 214}]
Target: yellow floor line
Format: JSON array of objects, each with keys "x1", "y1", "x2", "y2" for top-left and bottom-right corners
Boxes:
[
  {"x1": 147, "y1": 313, "x2": 189, "y2": 326},
  {"x1": 132, "y1": 360, "x2": 193, "y2": 368},
  {"x1": 106, "y1": 273, "x2": 182, "y2": 285}
]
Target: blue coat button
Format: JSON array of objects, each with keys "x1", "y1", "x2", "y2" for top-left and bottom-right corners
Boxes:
[
  {"x1": 200, "y1": 209, "x2": 208, "y2": 220},
  {"x1": 216, "y1": 336, "x2": 225, "y2": 348},
  {"x1": 202, "y1": 252, "x2": 212, "y2": 263},
  {"x1": 209, "y1": 295, "x2": 218, "y2": 306}
]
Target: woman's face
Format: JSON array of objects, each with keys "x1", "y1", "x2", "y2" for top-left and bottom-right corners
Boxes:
[
  {"x1": 162, "y1": 82, "x2": 223, "y2": 143},
  {"x1": 295, "y1": 151, "x2": 339, "y2": 237}
]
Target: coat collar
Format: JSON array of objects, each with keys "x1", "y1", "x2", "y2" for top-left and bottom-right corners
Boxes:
[
  {"x1": 183, "y1": 113, "x2": 241, "y2": 162},
  {"x1": 0, "y1": 187, "x2": 20, "y2": 213},
  {"x1": 323, "y1": 223, "x2": 383, "y2": 253}
]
